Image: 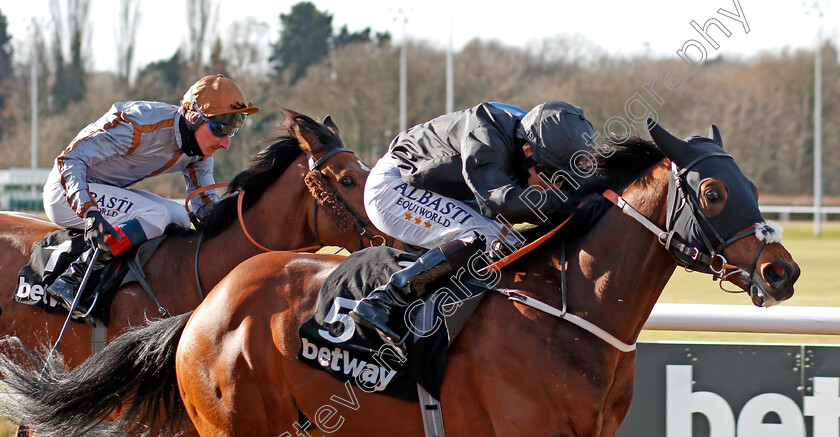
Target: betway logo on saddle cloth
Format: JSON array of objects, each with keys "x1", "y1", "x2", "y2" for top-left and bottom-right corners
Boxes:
[
  {"x1": 392, "y1": 182, "x2": 475, "y2": 230},
  {"x1": 297, "y1": 247, "x2": 455, "y2": 402},
  {"x1": 298, "y1": 316, "x2": 418, "y2": 400},
  {"x1": 15, "y1": 229, "x2": 89, "y2": 309},
  {"x1": 300, "y1": 337, "x2": 397, "y2": 392}
]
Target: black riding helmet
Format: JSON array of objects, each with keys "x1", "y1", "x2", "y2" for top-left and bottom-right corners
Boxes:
[{"x1": 516, "y1": 101, "x2": 595, "y2": 173}]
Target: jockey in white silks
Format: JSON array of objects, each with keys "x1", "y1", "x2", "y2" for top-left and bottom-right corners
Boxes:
[
  {"x1": 351, "y1": 100, "x2": 598, "y2": 345},
  {"x1": 42, "y1": 74, "x2": 259, "y2": 315}
]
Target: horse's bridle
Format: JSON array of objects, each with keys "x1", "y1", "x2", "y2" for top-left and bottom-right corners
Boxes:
[
  {"x1": 603, "y1": 157, "x2": 768, "y2": 292},
  {"x1": 664, "y1": 159, "x2": 768, "y2": 292},
  {"x1": 305, "y1": 147, "x2": 390, "y2": 251},
  {"x1": 476, "y1": 156, "x2": 770, "y2": 353},
  {"x1": 188, "y1": 147, "x2": 390, "y2": 298}
]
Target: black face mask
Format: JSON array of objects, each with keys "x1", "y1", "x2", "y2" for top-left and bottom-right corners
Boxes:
[
  {"x1": 665, "y1": 157, "x2": 763, "y2": 270},
  {"x1": 650, "y1": 122, "x2": 763, "y2": 271},
  {"x1": 179, "y1": 116, "x2": 204, "y2": 157}
]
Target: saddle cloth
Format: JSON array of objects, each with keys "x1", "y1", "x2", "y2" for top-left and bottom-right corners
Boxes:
[
  {"x1": 298, "y1": 246, "x2": 489, "y2": 401},
  {"x1": 14, "y1": 229, "x2": 163, "y2": 325}
]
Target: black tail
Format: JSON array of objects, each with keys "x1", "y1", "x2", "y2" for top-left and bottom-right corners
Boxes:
[{"x1": 0, "y1": 312, "x2": 192, "y2": 436}]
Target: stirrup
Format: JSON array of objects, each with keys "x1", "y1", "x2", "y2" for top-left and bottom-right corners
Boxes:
[
  {"x1": 350, "y1": 299, "x2": 407, "y2": 357},
  {"x1": 367, "y1": 323, "x2": 407, "y2": 359},
  {"x1": 74, "y1": 291, "x2": 99, "y2": 326}
]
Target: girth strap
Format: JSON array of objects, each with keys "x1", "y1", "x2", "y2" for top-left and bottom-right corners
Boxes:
[
  {"x1": 91, "y1": 324, "x2": 107, "y2": 355},
  {"x1": 417, "y1": 384, "x2": 446, "y2": 437}
]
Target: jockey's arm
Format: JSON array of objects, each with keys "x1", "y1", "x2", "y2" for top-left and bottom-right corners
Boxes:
[
  {"x1": 183, "y1": 158, "x2": 220, "y2": 219},
  {"x1": 56, "y1": 113, "x2": 136, "y2": 218},
  {"x1": 461, "y1": 125, "x2": 569, "y2": 223}
]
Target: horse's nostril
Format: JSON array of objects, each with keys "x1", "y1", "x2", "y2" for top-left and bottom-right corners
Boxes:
[{"x1": 763, "y1": 263, "x2": 788, "y2": 285}]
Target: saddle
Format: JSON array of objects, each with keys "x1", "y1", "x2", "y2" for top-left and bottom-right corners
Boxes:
[
  {"x1": 14, "y1": 228, "x2": 165, "y2": 325},
  {"x1": 298, "y1": 246, "x2": 490, "y2": 401}
]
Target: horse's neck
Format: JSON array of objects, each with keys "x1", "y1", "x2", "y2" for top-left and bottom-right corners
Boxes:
[
  {"x1": 503, "y1": 160, "x2": 677, "y2": 349},
  {"x1": 198, "y1": 158, "x2": 318, "y2": 289},
  {"x1": 575, "y1": 160, "x2": 676, "y2": 345}
]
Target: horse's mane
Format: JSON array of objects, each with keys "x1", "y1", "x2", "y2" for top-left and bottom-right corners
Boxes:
[
  {"x1": 199, "y1": 111, "x2": 342, "y2": 239},
  {"x1": 519, "y1": 136, "x2": 664, "y2": 244}
]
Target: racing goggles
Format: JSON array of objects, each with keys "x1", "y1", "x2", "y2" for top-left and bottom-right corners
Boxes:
[{"x1": 191, "y1": 96, "x2": 246, "y2": 138}]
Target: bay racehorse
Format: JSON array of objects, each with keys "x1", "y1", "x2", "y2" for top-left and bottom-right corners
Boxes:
[
  {"x1": 0, "y1": 121, "x2": 799, "y2": 436},
  {"x1": 0, "y1": 110, "x2": 395, "y2": 368}
]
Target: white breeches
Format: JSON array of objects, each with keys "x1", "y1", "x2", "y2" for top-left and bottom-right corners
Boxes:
[
  {"x1": 43, "y1": 172, "x2": 191, "y2": 240},
  {"x1": 364, "y1": 154, "x2": 520, "y2": 250}
]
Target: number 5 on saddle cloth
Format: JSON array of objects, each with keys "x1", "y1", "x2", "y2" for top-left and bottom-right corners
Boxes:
[{"x1": 298, "y1": 246, "x2": 491, "y2": 402}]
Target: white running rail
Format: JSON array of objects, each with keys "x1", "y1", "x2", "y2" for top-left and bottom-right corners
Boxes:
[{"x1": 645, "y1": 303, "x2": 840, "y2": 335}]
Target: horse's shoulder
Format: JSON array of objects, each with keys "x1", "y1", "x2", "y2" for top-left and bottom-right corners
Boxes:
[{"x1": 200, "y1": 252, "x2": 343, "y2": 325}]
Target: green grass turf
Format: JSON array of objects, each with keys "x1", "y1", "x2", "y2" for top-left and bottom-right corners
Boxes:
[{"x1": 640, "y1": 221, "x2": 840, "y2": 344}]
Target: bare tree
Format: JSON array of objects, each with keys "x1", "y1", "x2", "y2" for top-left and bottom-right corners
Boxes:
[
  {"x1": 186, "y1": 0, "x2": 218, "y2": 77},
  {"x1": 49, "y1": 0, "x2": 91, "y2": 110},
  {"x1": 115, "y1": 0, "x2": 141, "y2": 86},
  {"x1": 225, "y1": 17, "x2": 270, "y2": 79}
]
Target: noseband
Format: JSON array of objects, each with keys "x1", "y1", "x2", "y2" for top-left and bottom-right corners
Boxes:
[{"x1": 664, "y1": 157, "x2": 768, "y2": 290}]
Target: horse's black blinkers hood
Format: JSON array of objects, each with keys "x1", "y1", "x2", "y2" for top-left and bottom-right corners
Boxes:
[{"x1": 647, "y1": 120, "x2": 763, "y2": 271}]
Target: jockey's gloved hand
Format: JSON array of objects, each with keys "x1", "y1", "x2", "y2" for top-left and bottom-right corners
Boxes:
[
  {"x1": 84, "y1": 210, "x2": 120, "y2": 252},
  {"x1": 487, "y1": 238, "x2": 521, "y2": 262}
]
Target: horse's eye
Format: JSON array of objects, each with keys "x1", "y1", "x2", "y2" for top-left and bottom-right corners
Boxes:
[
  {"x1": 341, "y1": 176, "x2": 355, "y2": 187},
  {"x1": 705, "y1": 189, "x2": 720, "y2": 202}
]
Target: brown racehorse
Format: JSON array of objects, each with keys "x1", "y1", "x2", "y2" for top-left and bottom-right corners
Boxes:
[
  {"x1": 0, "y1": 122, "x2": 800, "y2": 436},
  {"x1": 0, "y1": 110, "x2": 393, "y2": 368}
]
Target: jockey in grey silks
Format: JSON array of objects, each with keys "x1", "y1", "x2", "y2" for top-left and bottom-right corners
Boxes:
[{"x1": 42, "y1": 74, "x2": 259, "y2": 316}]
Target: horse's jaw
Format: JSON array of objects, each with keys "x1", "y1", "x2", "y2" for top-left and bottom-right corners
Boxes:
[
  {"x1": 725, "y1": 269, "x2": 785, "y2": 308},
  {"x1": 750, "y1": 283, "x2": 781, "y2": 307}
]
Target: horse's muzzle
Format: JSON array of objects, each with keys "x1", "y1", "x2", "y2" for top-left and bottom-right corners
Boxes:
[{"x1": 750, "y1": 260, "x2": 799, "y2": 307}]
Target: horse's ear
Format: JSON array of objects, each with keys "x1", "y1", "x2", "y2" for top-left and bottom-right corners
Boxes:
[
  {"x1": 292, "y1": 124, "x2": 322, "y2": 155},
  {"x1": 647, "y1": 118, "x2": 689, "y2": 164},
  {"x1": 709, "y1": 125, "x2": 724, "y2": 148},
  {"x1": 323, "y1": 115, "x2": 340, "y2": 137},
  {"x1": 282, "y1": 113, "x2": 295, "y2": 134}
]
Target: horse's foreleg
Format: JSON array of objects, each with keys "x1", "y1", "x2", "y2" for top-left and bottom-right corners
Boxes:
[{"x1": 598, "y1": 352, "x2": 637, "y2": 437}]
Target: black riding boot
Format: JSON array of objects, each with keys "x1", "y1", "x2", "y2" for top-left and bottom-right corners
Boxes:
[
  {"x1": 350, "y1": 239, "x2": 482, "y2": 345},
  {"x1": 45, "y1": 248, "x2": 110, "y2": 318}
]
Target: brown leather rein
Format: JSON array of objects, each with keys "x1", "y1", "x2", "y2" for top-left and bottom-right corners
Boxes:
[
  {"x1": 186, "y1": 183, "x2": 320, "y2": 253},
  {"x1": 184, "y1": 148, "x2": 385, "y2": 298}
]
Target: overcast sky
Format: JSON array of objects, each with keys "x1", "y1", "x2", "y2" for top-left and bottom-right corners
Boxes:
[{"x1": 2, "y1": 0, "x2": 838, "y2": 73}]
